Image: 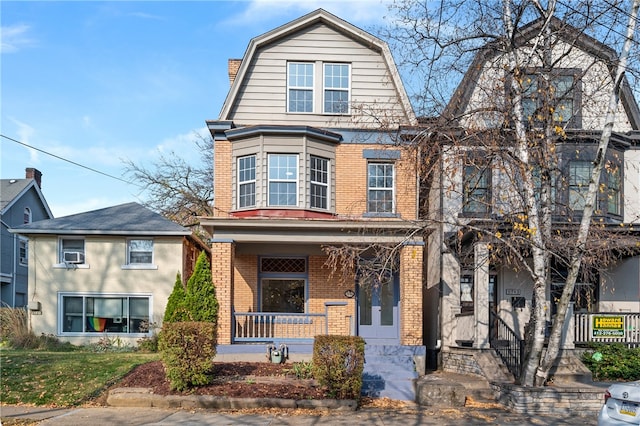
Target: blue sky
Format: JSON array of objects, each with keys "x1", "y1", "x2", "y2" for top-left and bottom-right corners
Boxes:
[{"x1": 1, "y1": 1, "x2": 393, "y2": 217}]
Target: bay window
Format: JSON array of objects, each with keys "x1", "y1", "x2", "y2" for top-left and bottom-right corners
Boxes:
[
  {"x1": 268, "y1": 154, "x2": 298, "y2": 206},
  {"x1": 310, "y1": 156, "x2": 329, "y2": 209},
  {"x1": 238, "y1": 155, "x2": 256, "y2": 208}
]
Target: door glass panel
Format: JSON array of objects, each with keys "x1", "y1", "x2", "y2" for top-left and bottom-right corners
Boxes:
[
  {"x1": 380, "y1": 283, "x2": 394, "y2": 326},
  {"x1": 359, "y1": 286, "x2": 372, "y2": 326}
]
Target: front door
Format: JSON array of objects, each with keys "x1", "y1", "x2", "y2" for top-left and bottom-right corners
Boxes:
[{"x1": 357, "y1": 273, "x2": 399, "y2": 342}]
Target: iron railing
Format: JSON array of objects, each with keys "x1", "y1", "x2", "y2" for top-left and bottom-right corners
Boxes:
[{"x1": 489, "y1": 310, "x2": 525, "y2": 378}]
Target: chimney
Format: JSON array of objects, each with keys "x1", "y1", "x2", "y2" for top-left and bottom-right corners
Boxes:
[
  {"x1": 26, "y1": 167, "x2": 42, "y2": 188},
  {"x1": 228, "y1": 59, "x2": 242, "y2": 86}
]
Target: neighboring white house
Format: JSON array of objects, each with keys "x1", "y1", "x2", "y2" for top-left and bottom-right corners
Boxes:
[
  {"x1": 1, "y1": 168, "x2": 53, "y2": 307},
  {"x1": 9, "y1": 202, "x2": 208, "y2": 346},
  {"x1": 424, "y1": 17, "x2": 640, "y2": 378}
]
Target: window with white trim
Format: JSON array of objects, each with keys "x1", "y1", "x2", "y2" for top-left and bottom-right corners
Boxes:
[
  {"x1": 127, "y1": 239, "x2": 153, "y2": 264},
  {"x1": 60, "y1": 293, "x2": 151, "y2": 334},
  {"x1": 268, "y1": 154, "x2": 298, "y2": 206},
  {"x1": 238, "y1": 155, "x2": 256, "y2": 208},
  {"x1": 59, "y1": 237, "x2": 85, "y2": 264},
  {"x1": 323, "y1": 63, "x2": 350, "y2": 114},
  {"x1": 287, "y1": 62, "x2": 314, "y2": 113},
  {"x1": 310, "y1": 156, "x2": 329, "y2": 209},
  {"x1": 19, "y1": 237, "x2": 28, "y2": 265},
  {"x1": 367, "y1": 162, "x2": 395, "y2": 213},
  {"x1": 23, "y1": 207, "x2": 31, "y2": 224}
]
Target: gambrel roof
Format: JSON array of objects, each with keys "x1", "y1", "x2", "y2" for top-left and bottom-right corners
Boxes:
[
  {"x1": 443, "y1": 16, "x2": 640, "y2": 129},
  {"x1": 218, "y1": 8, "x2": 416, "y2": 125}
]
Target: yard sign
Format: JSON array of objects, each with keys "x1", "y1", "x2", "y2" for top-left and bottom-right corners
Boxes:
[{"x1": 592, "y1": 315, "x2": 625, "y2": 338}]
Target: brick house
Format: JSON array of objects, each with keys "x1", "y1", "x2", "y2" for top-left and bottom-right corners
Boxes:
[{"x1": 199, "y1": 9, "x2": 425, "y2": 399}]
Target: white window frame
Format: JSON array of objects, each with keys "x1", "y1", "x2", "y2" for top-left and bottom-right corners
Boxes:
[
  {"x1": 367, "y1": 162, "x2": 395, "y2": 214},
  {"x1": 58, "y1": 292, "x2": 152, "y2": 336},
  {"x1": 268, "y1": 154, "x2": 298, "y2": 207},
  {"x1": 323, "y1": 63, "x2": 350, "y2": 114},
  {"x1": 287, "y1": 62, "x2": 314, "y2": 113},
  {"x1": 310, "y1": 155, "x2": 329, "y2": 210},
  {"x1": 19, "y1": 237, "x2": 28, "y2": 265},
  {"x1": 122, "y1": 238, "x2": 157, "y2": 270},
  {"x1": 56, "y1": 237, "x2": 87, "y2": 268},
  {"x1": 238, "y1": 155, "x2": 257, "y2": 209}
]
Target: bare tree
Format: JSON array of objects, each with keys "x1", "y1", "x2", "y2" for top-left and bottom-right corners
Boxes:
[
  {"x1": 382, "y1": 0, "x2": 640, "y2": 386},
  {"x1": 123, "y1": 133, "x2": 214, "y2": 239}
]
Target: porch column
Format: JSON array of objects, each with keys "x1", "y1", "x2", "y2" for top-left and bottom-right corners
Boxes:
[
  {"x1": 441, "y1": 252, "x2": 460, "y2": 348},
  {"x1": 400, "y1": 242, "x2": 424, "y2": 346},
  {"x1": 474, "y1": 242, "x2": 490, "y2": 349},
  {"x1": 561, "y1": 302, "x2": 575, "y2": 350},
  {"x1": 211, "y1": 239, "x2": 235, "y2": 345}
]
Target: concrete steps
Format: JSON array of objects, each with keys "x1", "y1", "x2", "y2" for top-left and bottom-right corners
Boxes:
[{"x1": 362, "y1": 345, "x2": 425, "y2": 401}]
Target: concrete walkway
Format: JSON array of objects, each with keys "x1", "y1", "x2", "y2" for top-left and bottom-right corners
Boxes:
[{"x1": 1, "y1": 404, "x2": 598, "y2": 425}]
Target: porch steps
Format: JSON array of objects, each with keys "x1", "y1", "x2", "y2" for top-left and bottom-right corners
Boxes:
[{"x1": 362, "y1": 345, "x2": 425, "y2": 401}]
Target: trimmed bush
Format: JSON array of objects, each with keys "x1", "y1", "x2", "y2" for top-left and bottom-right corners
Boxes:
[
  {"x1": 158, "y1": 321, "x2": 217, "y2": 391},
  {"x1": 312, "y1": 335, "x2": 365, "y2": 400}
]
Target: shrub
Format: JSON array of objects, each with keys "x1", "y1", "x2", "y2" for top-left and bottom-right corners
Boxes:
[
  {"x1": 184, "y1": 252, "x2": 218, "y2": 325},
  {"x1": 312, "y1": 335, "x2": 365, "y2": 400},
  {"x1": 286, "y1": 361, "x2": 314, "y2": 379},
  {"x1": 158, "y1": 321, "x2": 217, "y2": 391},
  {"x1": 582, "y1": 343, "x2": 640, "y2": 381},
  {"x1": 0, "y1": 306, "x2": 29, "y2": 345},
  {"x1": 164, "y1": 273, "x2": 188, "y2": 323}
]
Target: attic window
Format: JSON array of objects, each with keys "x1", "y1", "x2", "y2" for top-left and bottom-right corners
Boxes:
[
  {"x1": 323, "y1": 63, "x2": 350, "y2": 114},
  {"x1": 287, "y1": 62, "x2": 314, "y2": 113}
]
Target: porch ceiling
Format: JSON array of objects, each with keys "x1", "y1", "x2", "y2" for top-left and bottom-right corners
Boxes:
[{"x1": 200, "y1": 217, "x2": 426, "y2": 245}]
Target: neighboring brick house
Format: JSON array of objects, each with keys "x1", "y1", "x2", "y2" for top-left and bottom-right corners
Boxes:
[
  {"x1": 1, "y1": 168, "x2": 53, "y2": 307},
  {"x1": 200, "y1": 9, "x2": 424, "y2": 399},
  {"x1": 9, "y1": 202, "x2": 209, "y2": 346},
  {"x1": 425, "y1": 17, "x2": 640, "y2": 379}
]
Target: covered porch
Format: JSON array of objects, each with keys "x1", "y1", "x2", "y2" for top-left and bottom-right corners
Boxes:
[{"x1": 200, "y1": 217, "x2": 425, "y2": 348}]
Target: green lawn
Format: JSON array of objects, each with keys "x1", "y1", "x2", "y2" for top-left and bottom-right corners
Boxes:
[{"x1": 0, "y1": 350, "x2": 159, "y2": 406}]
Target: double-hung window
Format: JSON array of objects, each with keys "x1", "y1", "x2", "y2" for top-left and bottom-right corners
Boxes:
[
  {"x1": 367, "y1": 162, "x2": 395, "y2": 214},
  {"x1": 127, "y1": 239, "x2": 153, "y2": 265},
  {"x1": 23, "y1": 207, "x2": 31, "y2": 224},
  {"x1": 288, "y1": 62, "x2": 314, "y2": 113},
  {"x1": 462, "y1": 161, "x2": 490, "y2": 214},
  {"x1": 19, "y1": 237, "x2": 28, "y2": 265},
  {"x1": 60, "y1": 237, "x2": 85, "y2": 264},
  {"x1": 60, "y1": 293, "x2": 151, "y2": 334},
  {"x1": 310, "y1": 156, "x2": 329, "y2": 209},
  {"x1": 238, "y1": 155, "x2": 256, "y2": 208},
  {"x1": 607, "y1": 165, "x2": 621, "y2": 216},
  {"x1": 569, "y1": 161, "x2": 592, "y2": 211},
  {"x1": 323, "y1": 63, "x2": 350, "y2": 114},
  {"x1": 268, "y1": 154, "x2": 298, "y2": 206}
]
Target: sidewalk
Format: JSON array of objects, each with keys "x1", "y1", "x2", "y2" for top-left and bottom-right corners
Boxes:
[{"x1": 1, "y1": 404, "x2": 597, "y2": 425}]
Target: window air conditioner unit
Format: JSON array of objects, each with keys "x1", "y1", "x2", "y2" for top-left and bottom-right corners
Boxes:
[
  {"x1": 19, "y1": 257, "x2": 27, "y2": 264},
  {"x1": 64, "y1": 251, "x2": 84, "y2": 264}
]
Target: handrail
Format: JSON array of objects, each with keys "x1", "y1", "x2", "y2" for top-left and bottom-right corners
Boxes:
[
  {"x1": 489, "y1": 310, "x2": 525, "y2": 379},
  {"x1": 232, "y1": 311, "x2": 327, "y2": 342}
]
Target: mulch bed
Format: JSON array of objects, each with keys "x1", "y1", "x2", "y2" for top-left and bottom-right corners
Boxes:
[{"x1": 112, "y1": 361, "x2": 328, "y2": 400}]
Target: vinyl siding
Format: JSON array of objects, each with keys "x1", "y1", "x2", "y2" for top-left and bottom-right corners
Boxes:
[{"x1": 226, "y1": 23, "x2": 410, "y2": 128}]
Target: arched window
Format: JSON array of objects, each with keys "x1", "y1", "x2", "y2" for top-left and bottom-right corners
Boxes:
[{"x1": 23, "y1": 207, "x2": 32, "y2": 224}]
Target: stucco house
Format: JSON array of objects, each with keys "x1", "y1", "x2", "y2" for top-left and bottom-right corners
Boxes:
[
  {"x1": 9, "y1": 202, "x2": 209, "y2": 346},
  {"x1": 425, "y1": 17, "x2": 640, "y2": 379},
  {"x1": 1, "y1": 168, "x2": 53, "y2": 307},
  {"x1": 199, "y1": 9, "x2": 426, "y2": 399}
]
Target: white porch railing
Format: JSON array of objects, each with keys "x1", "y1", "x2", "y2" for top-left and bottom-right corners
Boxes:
[
  {"x1": 232, "y1": 312, "x2": 327, "y2": 342},
  {"x1": 574, "y1": 312, "x2": 640, "y2": 347}
]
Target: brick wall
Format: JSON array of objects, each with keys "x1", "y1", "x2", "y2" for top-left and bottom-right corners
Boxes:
[
  {"x1": 213, "y1": 140, "x2": 232, "y2": 217},
  {"x1": 211, "y1": 241, "x2": 235, "y2": 344},
  {"x1": 400, "y1": 244, "x2": 424, "y2": 345}
]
